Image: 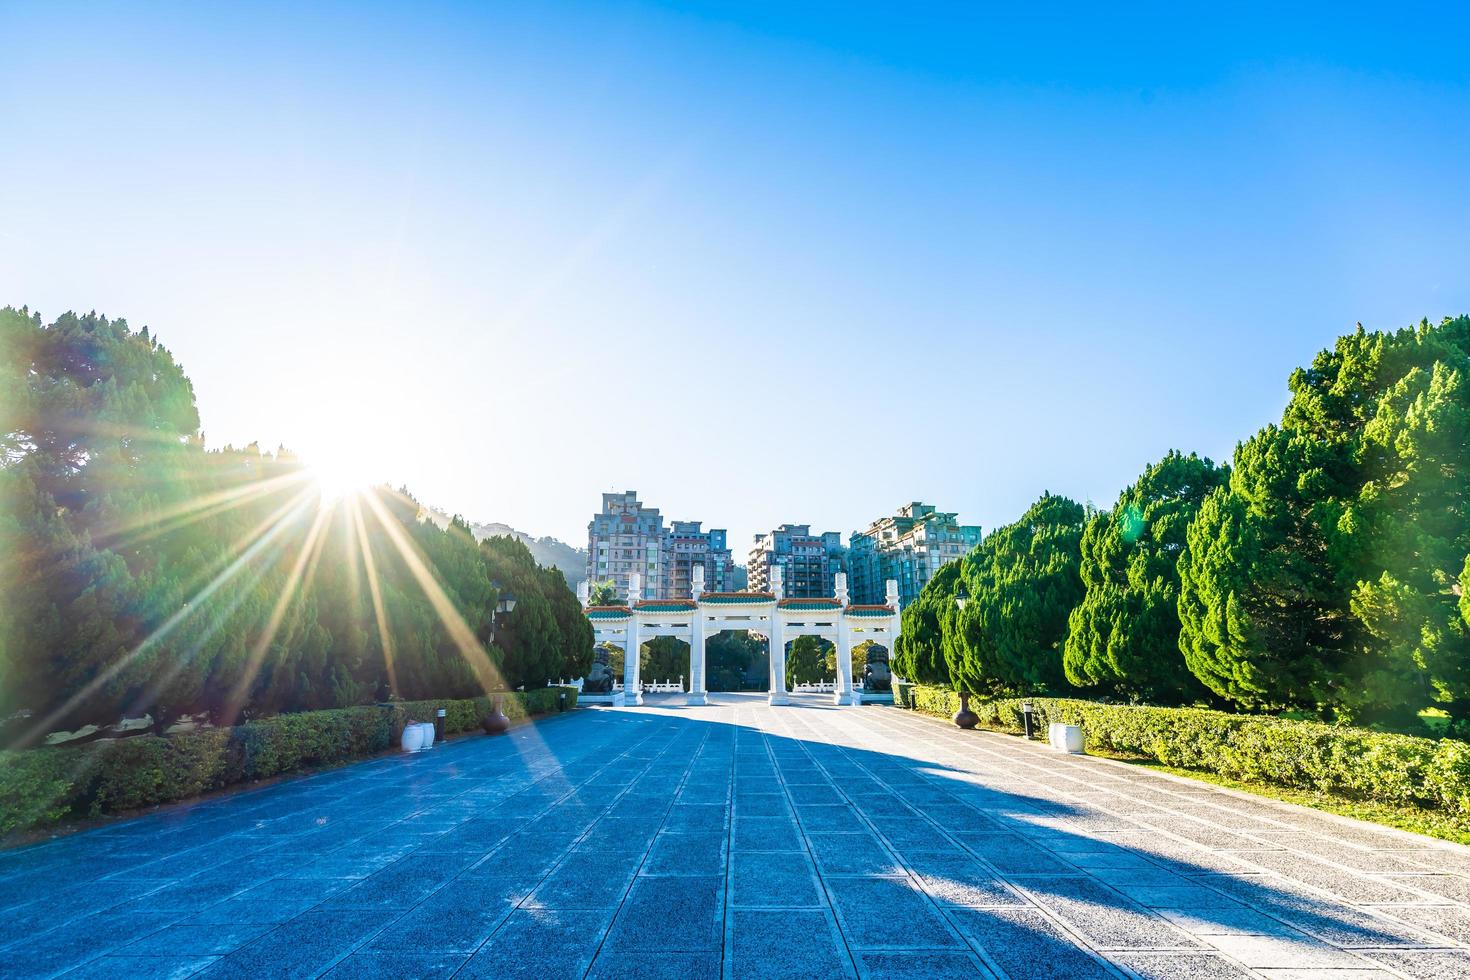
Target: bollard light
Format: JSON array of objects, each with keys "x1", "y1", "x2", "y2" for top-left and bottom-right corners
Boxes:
[
  {"x1": 435, "y1": 707, "x2": 446, "y2": 744},
  {"x1": 1021, "y1": 700, "x2": 1034, "y2": 740}
]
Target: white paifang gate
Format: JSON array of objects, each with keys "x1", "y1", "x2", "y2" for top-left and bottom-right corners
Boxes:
[{"x1": 581, "y1": 566, "x2": 901, "y2": 707}]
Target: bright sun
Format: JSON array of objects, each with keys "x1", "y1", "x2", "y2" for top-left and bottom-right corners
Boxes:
[
  {"x1": 303, "y1": 430, "x2": 386, "y2": 502},
  {"x1": 293, "y1": 385, "x2": 410, "y2": 503}
]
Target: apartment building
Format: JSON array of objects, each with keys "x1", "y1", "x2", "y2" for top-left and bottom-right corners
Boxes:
[
  {"x1": 666, "y1": 520, "x2": 737, "y2": 597},
  {"x1": 747, "y1": 524, "x2": 848, "y2": 598},
  {"x1": 586, "y1": 491, "x2": 665, "y2": 601},
  {"x1": 586, "y1": 491, "x2": 734, "y2": 600},
  {"x1": 848, "y1": 502, "x2": 981, "y2": 607}
]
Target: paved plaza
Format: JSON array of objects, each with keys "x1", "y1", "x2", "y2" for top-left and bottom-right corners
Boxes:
[{"x1": 3, "y1": 695, "x2": 1470, "y2": 979}]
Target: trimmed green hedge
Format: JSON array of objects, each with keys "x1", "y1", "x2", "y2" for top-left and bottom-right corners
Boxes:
[
  {"x1": 903, "y1": 687, "x2": 1470, "y2": 817},
  {"x1": 893, "y1": 681, "x2": 916, "y2": 710},
  {"x1": 0, "y1": 688, "x2": 578, "y2": 837}
]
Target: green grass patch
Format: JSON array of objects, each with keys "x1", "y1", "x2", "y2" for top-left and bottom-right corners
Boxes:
[
  {"x1": 911, "y1": 697, "x2": 1470, "y2": 845},
  {"x1": 1126, "y1": 759, "x2": 1470, "y2": 846},
  {"x1": 1419, "y1": 708, "x2": 1452, "y2": 737},
  {"x1": 903, "y1": 686, "x2": 1470, "y2": 823}
]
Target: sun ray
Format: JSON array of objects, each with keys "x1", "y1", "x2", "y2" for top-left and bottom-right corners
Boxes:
[
  {"x1": 17, "y1": 484, "x2": 319, "y2": 746},
  {"x1": 92, "y1": 468, "x2": 312, "y2": 551},
  {"x1": 218, "y1": 501, "x2": 335, "y2": 726},
  {"x1": 123, "y1": 529, "x2": 296, "y2": 723},
  {"x1": 160, "y1": 481, "x2": 322, "y2": 619},
  {"x1": 360, "y1": 488, "x2": 504, "y2": 693},
  {"x1": 350, "y1": 493, "x2": 399, "y2": 700},
  {"x1": 360, "y1": 487, "x2": 572, "y2": 791}
]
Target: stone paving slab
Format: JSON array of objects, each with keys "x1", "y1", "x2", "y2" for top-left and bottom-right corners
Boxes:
[{"x1": 2, "y1": 692, "x2": 1470, "y2": 978}]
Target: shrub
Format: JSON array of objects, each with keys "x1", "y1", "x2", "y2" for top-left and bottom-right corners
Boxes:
[
  {"x1": 903, "y1": 686, "x2": 1470, "y2": 817},
  {"x1": 0, "y1": 689, "x2": 571, "y2": 838},
  {"x1": 893, "y1": 681, "x2": 916, "y2": 710},
  {"x1": 0, "y1": 747, "x2": 96, "y2": 836},
  {"x1": 910, "y1": 685, "x2": 961, "y2": 718}
]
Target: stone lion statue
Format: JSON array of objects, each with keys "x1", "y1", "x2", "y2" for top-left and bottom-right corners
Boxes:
[
  {"x1": 584, "y1": 645, "x2": 616, "y2": 693},
  {"x1": 863, "y1": 646, "x2": 892, "y2": 693}
]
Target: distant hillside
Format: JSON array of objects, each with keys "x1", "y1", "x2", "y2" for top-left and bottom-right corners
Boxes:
[{"x1": 422, "y1": 508, "x2": 587, "y2": 587}]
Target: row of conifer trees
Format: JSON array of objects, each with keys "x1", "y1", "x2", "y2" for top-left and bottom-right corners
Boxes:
[
  {"x1": 894, "y1": 316, "x2": 1470, "y2": 736},
  {"x1": 0, "y1": 308, "x2": 592, "y2": 747}
]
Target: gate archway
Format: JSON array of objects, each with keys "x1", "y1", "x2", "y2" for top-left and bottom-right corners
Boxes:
[{"x1": 581, "y1": 567, "x2": 901, "y2": 707}]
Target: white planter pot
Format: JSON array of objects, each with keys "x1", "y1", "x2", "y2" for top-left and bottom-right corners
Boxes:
[
  {"x1": 401, "y1": 724, "x2": 424, "y2": 752},
  {"x1": 1048, "y1": 723, "x2": 1085, "y2": 754},
  {"x1": 417, "y1": 722, "x2": 435, "y2": 749}
]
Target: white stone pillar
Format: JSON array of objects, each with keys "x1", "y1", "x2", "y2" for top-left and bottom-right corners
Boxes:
[
  {"x1": 834, "y1": 620, "x2": 854, "y2": 706},
  {"x1": 688, "y1": 566, "x2": 708, "y2": 705},
  {"x1": 626, "y1": 573, "x2": 643, "y2": 706},
  {"x1": 887, "y1": 578, "x2": 902, "y2": 671},
  {"x1": 886, "y1": 579, "x2": 901, "y2": 688},
  {"x1": 834, "y1": 571, "x2": 855, "y2": 705},
  {"x1": 687, "y1": 620, "x2": 708, "y2": 706},
  {"x1": 767, "y1": 612, "x2": 788, "y2": 706}
]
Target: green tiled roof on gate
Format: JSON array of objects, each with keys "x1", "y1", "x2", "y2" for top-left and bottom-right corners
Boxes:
[
  {"x1": 699, "y1": 591, "x2": 776, "y2": 604},
  {"x1": 777, "y1": 597, "x2": 842, "y2": 611},
  {"x1": 633, "y1": 599, "x2": 697, "y2": 613},
  {"x1": 586, "y1": 605, "x2": 632, "y2": 619},
  {"x1": 845, "y1": 604, "x2": 896, "y2": 617}
]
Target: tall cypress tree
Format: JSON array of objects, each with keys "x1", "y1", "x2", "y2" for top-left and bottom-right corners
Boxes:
[
  {"x1": 945, "y1": 492, "x2": 1086, "y2": 697},
  {"x1": 893, "y1": 560, "x2": 961, "y2": 686},
  {"x1": 1064, "y1": 451, "x2": 1226, "y2": 703},
  {"x1": 1179, "y1": 318, "x2": 1470, "y2": 726}
]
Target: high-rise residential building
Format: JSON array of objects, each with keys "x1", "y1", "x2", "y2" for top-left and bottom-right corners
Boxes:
[
  {"x1": 587, "y1": 491, "x2": 666, "y2": 601},
  {"x1": 747, "y1": 524, "x2": 848, "y2": 598},
  {"x1": 666, "y1": 520, "x2": 736, "y2": 596},
  {"x1": 848, "y1": 502, "x2": 981, "y2": 607},
  {"x1": 585, "y1": 491, "x2": 734, "y2": 600}
]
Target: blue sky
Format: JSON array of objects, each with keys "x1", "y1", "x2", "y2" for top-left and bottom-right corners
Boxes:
[{"x1": 3, "y1": 2, "x2": 1468, "y2": 551}]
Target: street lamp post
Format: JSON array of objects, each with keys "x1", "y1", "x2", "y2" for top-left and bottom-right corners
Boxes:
[
  {"x1": 487, "y1": 586, "x2": 517, "y2": 644},
  {"x1": 482, "y1": 584, "x2": 519, "y2": 736}
]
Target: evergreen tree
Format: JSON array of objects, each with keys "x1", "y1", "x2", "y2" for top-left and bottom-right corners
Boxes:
[
  {"x1": 786, "y1": 635, "x2": 834, "y2": 687},
  {"x1": 1, "y1": 308, "x2": 592, "y2": 745},
  {"x1": 1064, "y1": 451, "x2": 1226, "y2": 703},
  {"x1": 1461, "y1": 554, "x2": 1470, "y2": 629},
  {"x1": 640, "y1": 636, "x2": 689, "y2": 688},
  {"x1": 708, "y1": 630, "x2": 766, "y2": 691},
  {"x1": 480, "y1": 535, "x2": 575, "y2": 690},
  {"x1": 893, "y1": 560, "x2": 961, "y2": 685},
  {"x1": 945, "y1": 493, "x2": 1086, "y2": 697},
  {"x1": 1179, "y1": 318, "x2": 1470, "y2": 726},
  {"x1": 1, "y1": 308, "x2": 205, "y2": 735}
]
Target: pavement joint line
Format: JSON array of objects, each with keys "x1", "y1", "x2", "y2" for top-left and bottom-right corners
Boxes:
[{"x1": 800, "y1": 708, "x2": 1133, "y2": 979}]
